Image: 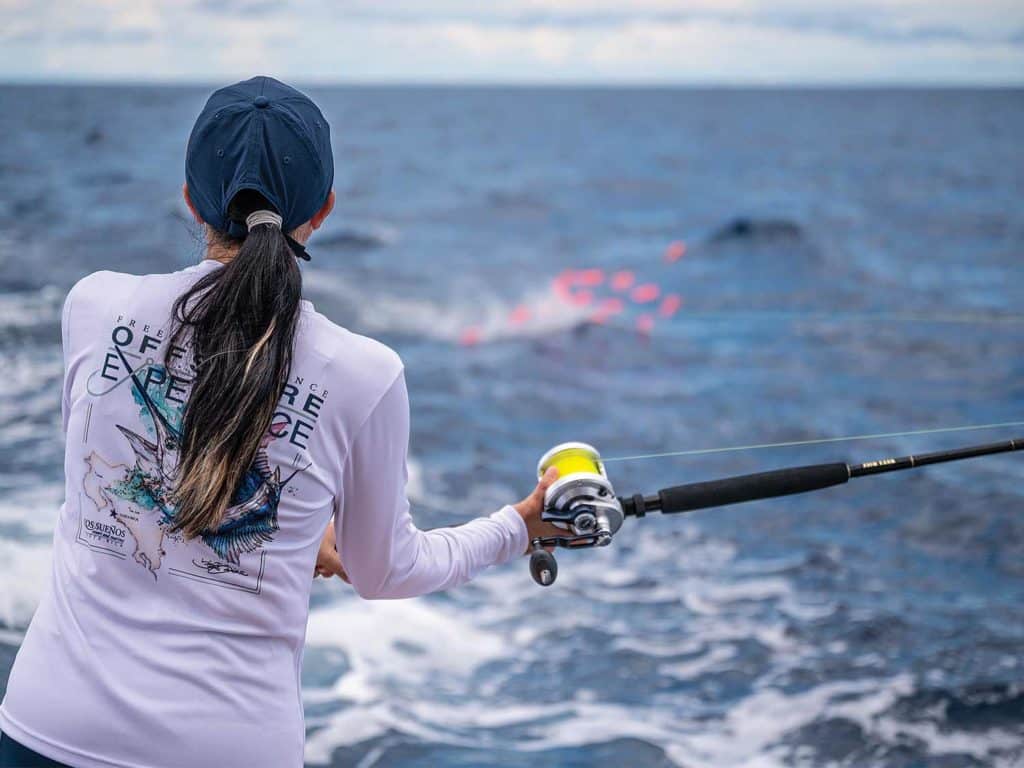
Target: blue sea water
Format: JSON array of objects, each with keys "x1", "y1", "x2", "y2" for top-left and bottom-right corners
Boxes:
[{"x1": 0, "y1": 84, "x2": 1022, "y2": 766}]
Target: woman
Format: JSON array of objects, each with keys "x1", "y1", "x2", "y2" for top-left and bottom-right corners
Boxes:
[{"x1": 0, "y1": 76, "x2": 561, "y2": 768}]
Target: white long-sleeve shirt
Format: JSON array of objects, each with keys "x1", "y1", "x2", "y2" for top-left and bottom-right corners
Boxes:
[{"x1": 0, "y1": 258, "x2": 527, "y2": 767}]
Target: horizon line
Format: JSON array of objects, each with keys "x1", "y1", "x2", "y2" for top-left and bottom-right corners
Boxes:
[{"x1": 1, "y1": 76, "x2": 1022, "y2": 90}]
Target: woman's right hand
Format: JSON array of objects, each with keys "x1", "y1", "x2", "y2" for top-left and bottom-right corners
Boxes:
[{"x1": 513, "y1": 466, "x2": 565, "y2": 554}]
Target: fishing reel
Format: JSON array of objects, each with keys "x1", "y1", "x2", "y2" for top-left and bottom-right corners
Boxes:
[{"x1": 529, "y1": 442, "x2": 624, "y2": 586}]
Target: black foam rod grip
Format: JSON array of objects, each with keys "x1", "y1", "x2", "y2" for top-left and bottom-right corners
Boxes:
[{"x1": 657, "y1": 462, "x2": 851, "y2": 515}]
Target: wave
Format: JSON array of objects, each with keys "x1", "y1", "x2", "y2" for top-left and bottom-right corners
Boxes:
[
  {"x1": 74, "y1": 170, "x2": 134, "y2": 187},
  {"x1": 313, "y1": 223, "x2": 398, "y2": 251},
  {"x1": 296, "y1": 512, "x2": 1024, "y2": 766},
  {"x1": 895, "y1": 684, "x2": 1024, "y2": 731},
  {"x1": 302, "y1": 266, "x2": 592, "y2": 344},
  {"x1": 0, "y1": 285, "x2": 63, "y2": 332},
  {"x1": 708, "y1": 217, "x2": 804, "y2": 243},
  {"x1": 0, "y1": 536, "x2": 54, "y2": 629}
]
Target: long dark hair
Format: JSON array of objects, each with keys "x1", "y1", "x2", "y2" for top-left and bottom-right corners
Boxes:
[{"x1": 166, "y1": 189, "x2": 301, "y2": 539}]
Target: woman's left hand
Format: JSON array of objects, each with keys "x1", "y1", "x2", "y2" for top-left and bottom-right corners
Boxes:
[{"x1": 314, "y1": 520, "x2": 349, "y2": 582}]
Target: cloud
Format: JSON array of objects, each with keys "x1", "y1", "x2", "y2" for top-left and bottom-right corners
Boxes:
[
  {"x1": 0, "y1": 0, "x2": 1021, "y2": 82},
  {"x1": 0, "y1": 19, "x2": 42, "y2": 44},
  {"x1": 58, "y1": 26, "x2": 155, "y2": 44},
  {"x1": 319, "y1": 6, "x2": 1024, "y2": 48},
  {"x1": 1, "y1": 0, "x2": 165, "y2": 44},
  {"x1": 192, "y1": 0, "x2": 286, "y2": 16}
]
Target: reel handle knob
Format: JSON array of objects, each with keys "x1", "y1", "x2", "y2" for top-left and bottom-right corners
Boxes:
[{"x1": 529, "y1": 541, "x2": 558, "y2": 587}]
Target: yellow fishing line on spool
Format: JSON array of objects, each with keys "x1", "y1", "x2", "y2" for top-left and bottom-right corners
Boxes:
[{"x1": 537, "y1": 442, "x2": 605, "y2": 480}]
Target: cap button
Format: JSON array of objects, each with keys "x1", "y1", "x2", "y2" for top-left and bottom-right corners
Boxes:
[{"x1": 254, "y1": 96, "x2": 270, "y2": 108}]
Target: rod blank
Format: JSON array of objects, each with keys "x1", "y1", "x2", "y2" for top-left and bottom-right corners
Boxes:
[
  {"x1": 849, "y1": 438, "x2": 1020, "y2": 477},
  {"x1": 620, "y1": 437, "x2": 1021, "y2": 517}
]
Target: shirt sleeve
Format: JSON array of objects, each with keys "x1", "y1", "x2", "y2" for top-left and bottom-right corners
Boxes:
[{"x1": 336, "y1": 369, "x2": 528, "y2": 599}]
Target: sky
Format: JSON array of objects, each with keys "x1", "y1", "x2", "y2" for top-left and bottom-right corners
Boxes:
[{"x1": 1, "y1": 0, "x2": 1022, "y2": 85}]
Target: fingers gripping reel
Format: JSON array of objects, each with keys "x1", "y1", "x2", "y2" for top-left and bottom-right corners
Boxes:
[{"x1": 529, "y1": 443, "x2": 623, "y2": 586}]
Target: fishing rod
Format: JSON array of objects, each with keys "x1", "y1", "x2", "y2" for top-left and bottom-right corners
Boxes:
[{"x1": 527, "y1": 437, "x2": 1023, "y2": 586}]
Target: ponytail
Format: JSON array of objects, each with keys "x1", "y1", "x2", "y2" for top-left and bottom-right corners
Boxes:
[{"x1": 166, "y1": 190, "x2": 301, "y2": 540}]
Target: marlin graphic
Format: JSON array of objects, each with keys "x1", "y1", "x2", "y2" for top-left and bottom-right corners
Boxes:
[{"x1": 110, "y1": 345, "x2": 299, "y2": 567}]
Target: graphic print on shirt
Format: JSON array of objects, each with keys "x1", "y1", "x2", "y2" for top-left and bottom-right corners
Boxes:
[{"x1": 79, "y1": 313, "x2": 327, "y2": 593}]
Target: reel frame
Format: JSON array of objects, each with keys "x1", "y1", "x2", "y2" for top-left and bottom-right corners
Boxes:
[{"x1": 529, "y1": 442, "x2": 624, "y2": 586}]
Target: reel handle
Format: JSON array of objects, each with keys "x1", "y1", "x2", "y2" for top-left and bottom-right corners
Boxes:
[{"x1": 529, "y1": 540, "x2": 558, "y2": 586}]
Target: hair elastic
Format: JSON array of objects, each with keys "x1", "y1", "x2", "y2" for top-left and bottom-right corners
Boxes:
[
  {"x1": 243, "y1": 209, "x2": 311, "y2": 261},
  {"x1": 245, "y1": 210, "x2": 283, "y2": 230}
]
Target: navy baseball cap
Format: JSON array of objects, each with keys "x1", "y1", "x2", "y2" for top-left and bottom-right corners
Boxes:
[{"x1": 185, "y1": 76, "x2": 334, "y2": 238}]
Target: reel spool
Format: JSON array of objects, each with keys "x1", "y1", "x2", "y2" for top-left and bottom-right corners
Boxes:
[{"x1": 529, "y1": 442, "x2": 624, "y2": 586}]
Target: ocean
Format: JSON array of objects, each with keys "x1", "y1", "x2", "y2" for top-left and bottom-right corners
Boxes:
[{"x1": 0, "y1": 84, "x2": 1022, "y2": 767}]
